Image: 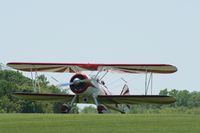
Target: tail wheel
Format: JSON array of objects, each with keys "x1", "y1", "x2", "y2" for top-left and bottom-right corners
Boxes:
[
  {"x1": 60, "y1": 104, "x2": 71, "y2": 113},
  {"x1": 97, "y1": 104, "x2": 107, "y2": 114}
]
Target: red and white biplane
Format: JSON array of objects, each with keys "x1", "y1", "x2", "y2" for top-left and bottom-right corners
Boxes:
[{"x1": 7, "y1": 62, "x2": 177, "y2": 113}]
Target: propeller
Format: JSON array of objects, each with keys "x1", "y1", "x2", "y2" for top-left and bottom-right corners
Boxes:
[{"x1": 58, "y1": 82, "x2": 73, "y2": 87}]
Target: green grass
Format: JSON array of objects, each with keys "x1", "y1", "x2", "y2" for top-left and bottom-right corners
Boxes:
[{"x1": 0, "y1": 114, "x2": 199, "y2": 133}]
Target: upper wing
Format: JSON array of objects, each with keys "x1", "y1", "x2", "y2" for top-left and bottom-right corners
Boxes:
[
  {"x1": 13, "y1": 92, "x2": 75, "y2": 102},
  {"x1": 7, "y1": 62, "x2": 177, "y2": 74},
  {"x1": 98, "y1": 95, "x2": 176, "y2": 104}
]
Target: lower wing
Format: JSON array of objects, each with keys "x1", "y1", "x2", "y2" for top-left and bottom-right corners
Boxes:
[
  {"x1": 13, "y1": 92, "x2": 175, "y2": 104},
  {"x1": 98, "y1": 95, "x2": 176, "y2": 104},
  {"x1": 13, "y1": 92, "x2": 75, "y2": 102}
]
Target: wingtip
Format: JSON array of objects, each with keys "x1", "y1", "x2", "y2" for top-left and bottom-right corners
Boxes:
[
  {"x1": 166, "y1": 64, "x2": 178, "y2": 74},
  {"x1": 172, "y1": 65, "x2": 178, "y2": 73}
]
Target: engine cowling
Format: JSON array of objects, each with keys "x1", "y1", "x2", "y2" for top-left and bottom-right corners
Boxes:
[{"x1": 69, "y1": 73, "x2": 91, "y2": 94}]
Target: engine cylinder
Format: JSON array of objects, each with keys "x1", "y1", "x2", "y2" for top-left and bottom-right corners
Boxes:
[{"x1": 69, "y1": 73, "x2": 90, "y2": 94}]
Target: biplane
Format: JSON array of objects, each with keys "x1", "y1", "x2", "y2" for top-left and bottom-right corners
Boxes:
[{"x1": 7, "y1": 62, "x2": 177, "y2": 113}]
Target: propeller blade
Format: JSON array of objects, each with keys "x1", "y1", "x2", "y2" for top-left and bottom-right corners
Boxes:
[
  {"x1": 58, "y1": 79, "x2": 91, "y2": 87},
  {"x1": 74, "y1": 79, "x2": 91, "y2": 84},
  {"x1": 58, "y1": 83, "x2": 73, "y2": 87}
]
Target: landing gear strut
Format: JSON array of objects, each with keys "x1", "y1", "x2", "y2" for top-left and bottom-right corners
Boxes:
[{"x1": 92, "y1": 95, "x2": 108, "y2": 114}]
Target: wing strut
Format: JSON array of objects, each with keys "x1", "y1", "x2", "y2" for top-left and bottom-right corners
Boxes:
[
  {"x1": 145, "y1": 72, "x2": 153, "y2": 95},
  {"x1": 30, "y1": 67, "x2": 40, "y2": 93},
  {"x1": 99, "y1": 70, "x2": 109, "y2": 81}
]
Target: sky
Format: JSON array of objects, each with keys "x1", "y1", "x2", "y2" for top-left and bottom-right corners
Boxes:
[{"x1": 0, "y1": 0, "x2": 200, "y2": 94}]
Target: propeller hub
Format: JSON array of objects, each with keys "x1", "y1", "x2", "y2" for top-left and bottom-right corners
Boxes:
[{"x1": 69, "y1": 73, "x2": 90, "y2": 94}]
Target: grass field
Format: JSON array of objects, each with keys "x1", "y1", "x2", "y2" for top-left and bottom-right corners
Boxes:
[{"x1": 0, "y1": 114, "x2": 199, "y2": 133}]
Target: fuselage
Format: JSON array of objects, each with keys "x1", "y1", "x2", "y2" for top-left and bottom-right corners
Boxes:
[
  {"x1": 86, "y1": 78, "x2": 111, "y2": 96},
  {"x1": 69, "y1": 73, "x2": 111, "y2": 97}
]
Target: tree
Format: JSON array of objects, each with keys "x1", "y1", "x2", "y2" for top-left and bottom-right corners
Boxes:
[
  {"x1": 0, "y1": 96, "x2": 21, "y2": 113},
  {"x1": 159, "y1": 88, "x2": 168, "y2": 95},
  {"x1": 0, "y1": 70, "x2": 69, "y2": 113}
]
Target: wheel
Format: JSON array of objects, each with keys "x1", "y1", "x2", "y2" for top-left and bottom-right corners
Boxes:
[
  {"x1": 60, "y1": 104, "x2": 71, "y2": 113},
  {"x1": 97, "y1": 104, "x2": 107, "y2": 114}
]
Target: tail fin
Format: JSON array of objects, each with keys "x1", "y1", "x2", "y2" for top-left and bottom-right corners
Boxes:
[{"x1": 120, "y1": 84, "x2": 130, "y2": 95}]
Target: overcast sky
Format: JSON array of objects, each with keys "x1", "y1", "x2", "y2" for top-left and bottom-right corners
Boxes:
[{"x1": 0, "y1": 0, "x2": 200, "y2": 94}]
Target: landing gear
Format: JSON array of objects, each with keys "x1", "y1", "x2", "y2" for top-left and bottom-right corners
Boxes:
[
  {"x1": 60, "y1": 104, "x2": 71, "y2": 113},
  {"x1": 92, "y1": 95, "x2": 108, "y2": 114},
  {"x1": 60, "y1": 95, "x2": 78, "y2": 114},
  {"x1": 97, "y1": 104, "x2": 108, "y2": 114}
]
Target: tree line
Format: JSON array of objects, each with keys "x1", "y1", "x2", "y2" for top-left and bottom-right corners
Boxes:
[
  {"x1": 0, "y1": 70, "x2": 200, "y2": 114},
  {"x1": 0, "y1": 70, "x2": 65, "y2": 113}
]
